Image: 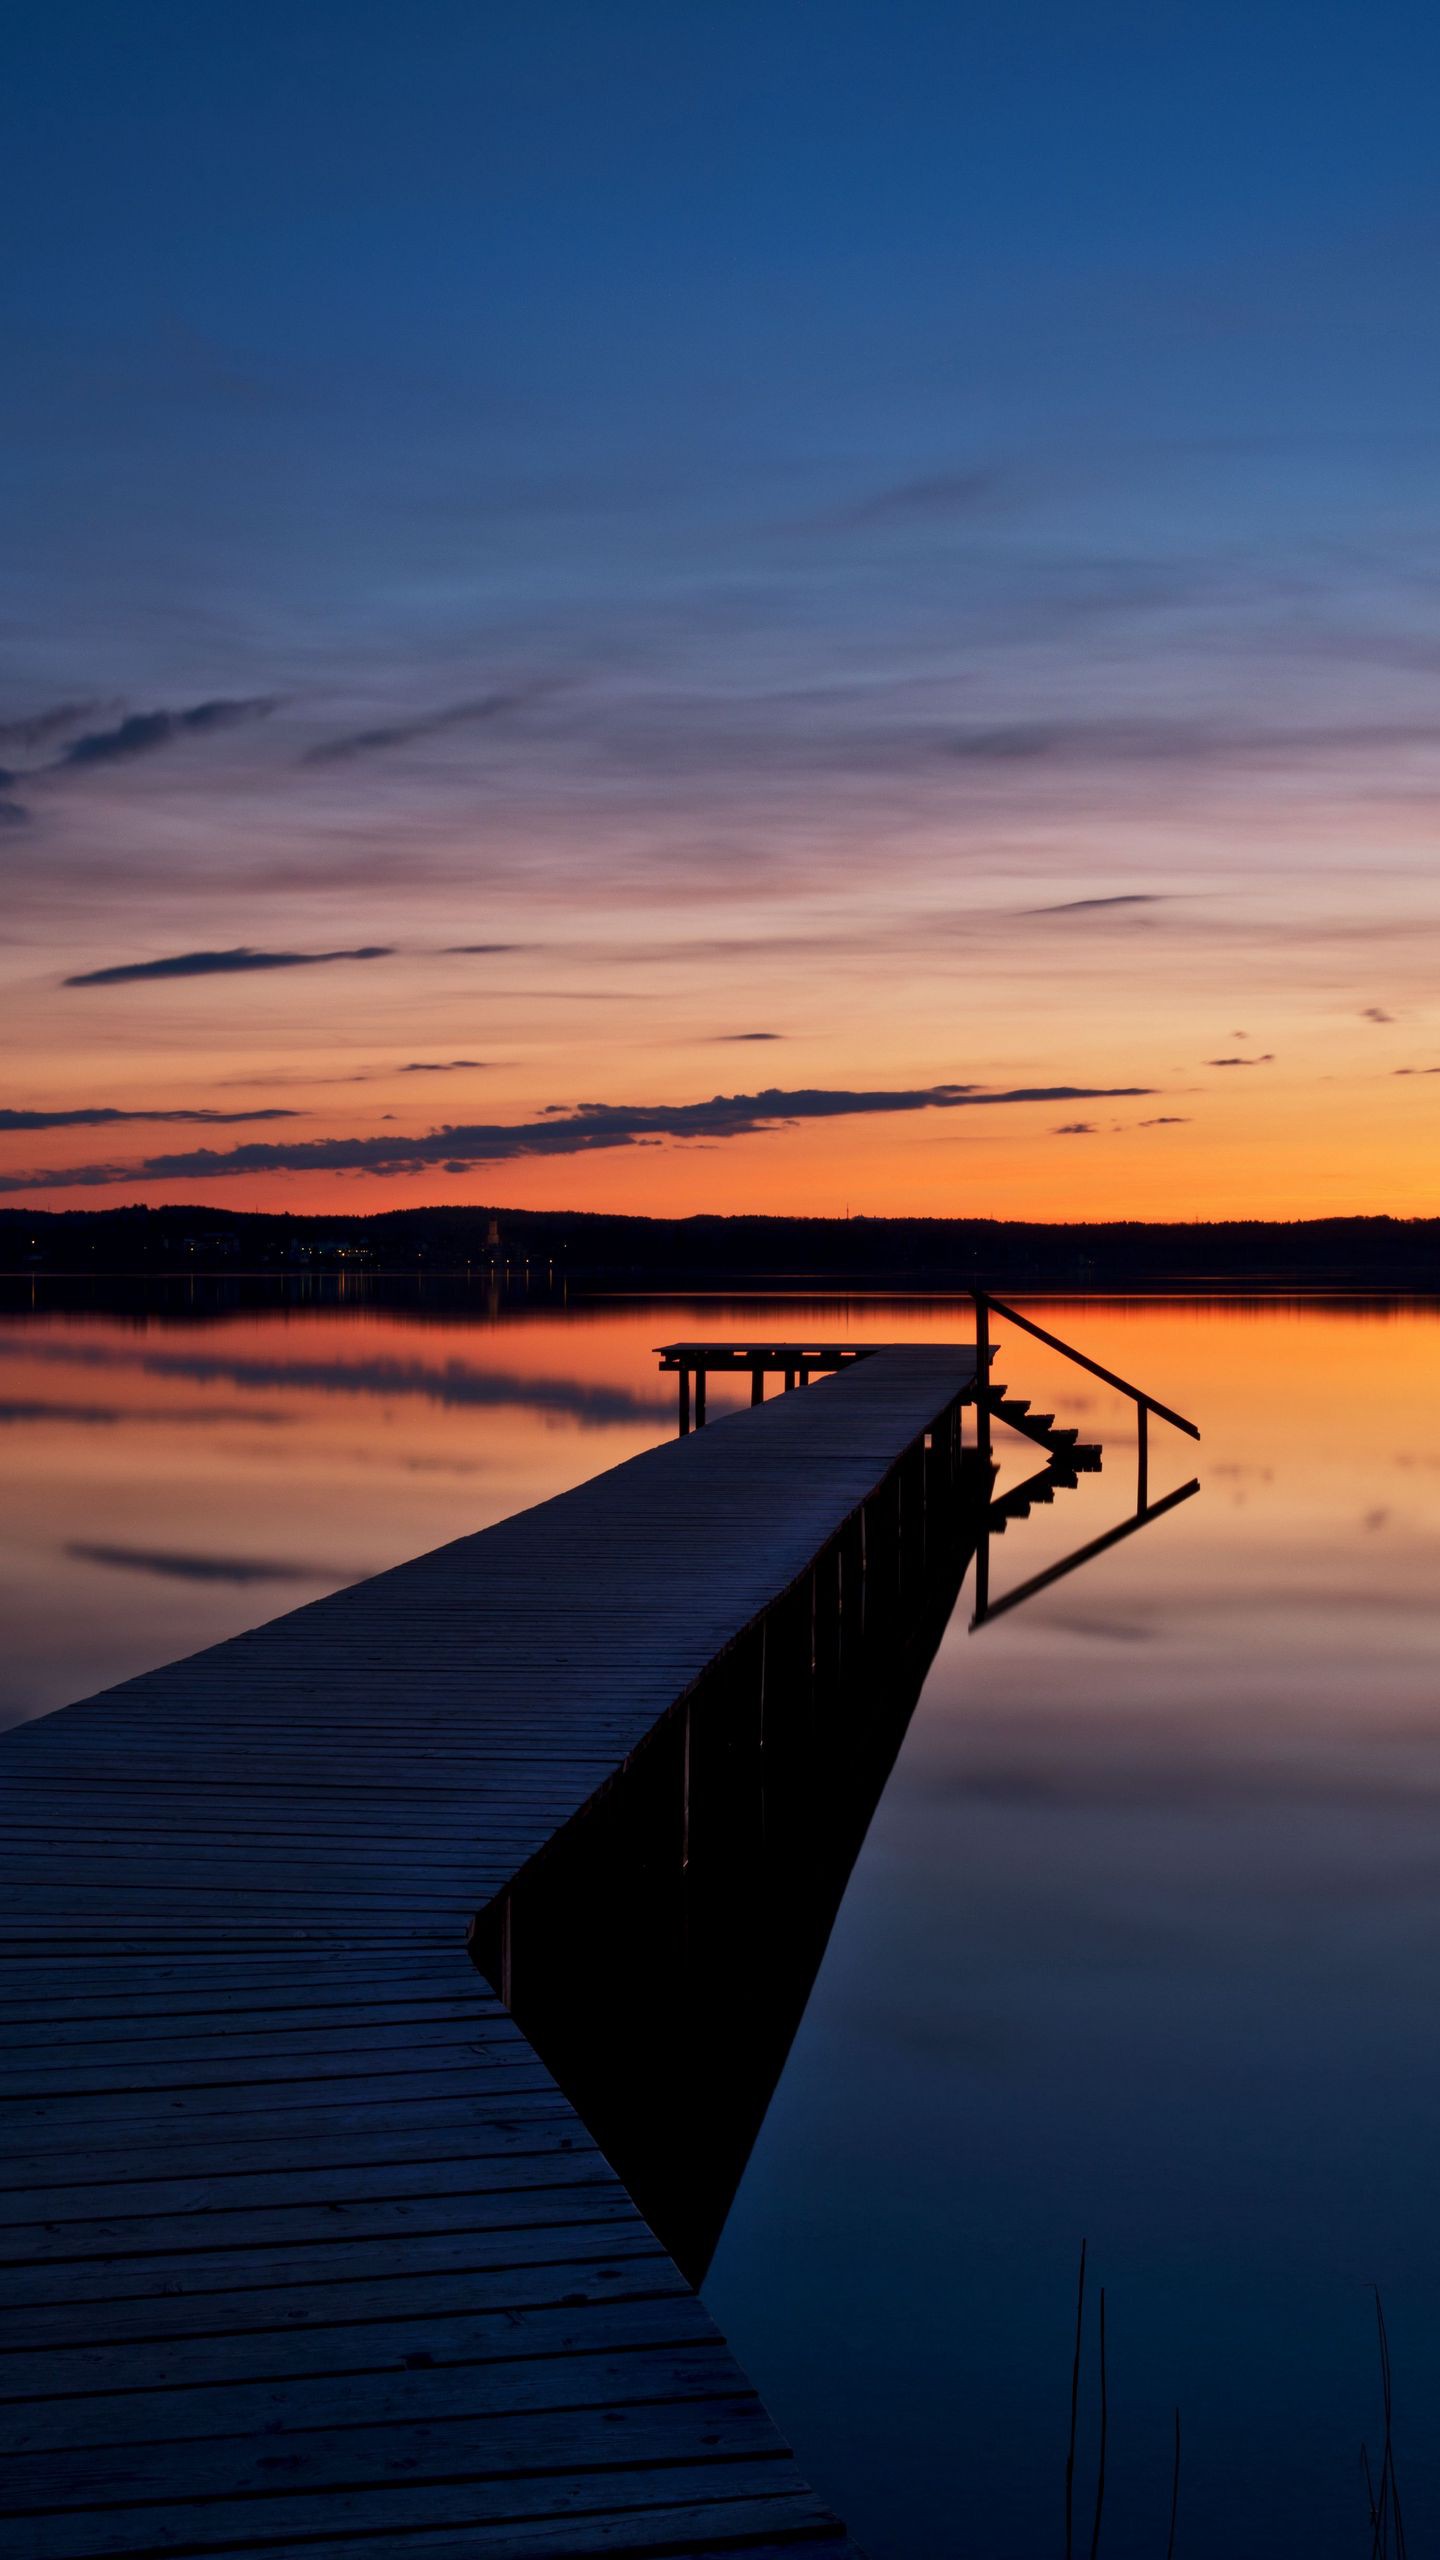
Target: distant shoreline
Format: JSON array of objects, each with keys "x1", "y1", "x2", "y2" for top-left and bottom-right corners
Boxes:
[{"x1": 4, "y1": 1202, "x2": 1438, "y2": 1291}]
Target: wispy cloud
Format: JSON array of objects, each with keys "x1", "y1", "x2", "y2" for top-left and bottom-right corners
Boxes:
[
  {"x1": 0, "y1": 1106, "x2": 300, "y2": 1131},
  {"x1": 443, "y1": 943, "x2": 528, "y2": 955},
  {"x1": 1026, "y1": 894, "x2": 1164, "y2": 915},
  {"x1": 1053, "y1": 1121, "x2": 1097, "y2": 1134},
  {"x1": 713, "y1": 1030, "x2": 783, "y2": 1042},
  {"x1": 1139, "y1": 1115, "x2": 1192, "y2": 1125},
  {"x1": 949, "y1": 723, "x2": 1062, "y2": 762},
  {"x1": 0, "y1": 1078, "x2": 1156, "y2": 1192},
  {"x1": 51, "y1": 697, "x2": 277, "y2": 770},
  {"x1": 1361, "y1": 1005, "x2": 1395, "y2": 1023},
  {"x1": 946, "y1": 715, "x2": 1440, "y2": 769},
  {"x1": 302, "y1": 687, "x2": 549, "y2": 766},
  {"x1": 812, "y1": 468, "x2": 1008, "y2": 532},
  {"x1": 0, "y1": 699, "x2": 108, "y2": 754},
  {"x1": 1207, "y1": 1053, "x2": 1275, "y2": 1065},
  {"x1": 64, "y1": 945, "x2": 394, "y2": 987},
  {"x1": 256, "y1": 1058, "x2": 493, "y2": 1087},
  {"x1": 67, "y1": 1541, "x2": 329, "y2": 1585},
  {"x1": 396, "y1": 1058, "x2": 486, "y2": 1074}
]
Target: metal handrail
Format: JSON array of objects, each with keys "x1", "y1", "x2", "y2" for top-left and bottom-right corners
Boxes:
[
  {"x1": 972, "y1": 1476, "x2": 1201, "y2": 1628},
  {"x1": 973, "y1": 1290, "x2": 1200, "y2": 1441}
]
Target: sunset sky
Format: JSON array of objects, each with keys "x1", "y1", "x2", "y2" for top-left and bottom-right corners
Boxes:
[{"x1": 5, "y1": 2, "x2": 1440, "y2": 1220}]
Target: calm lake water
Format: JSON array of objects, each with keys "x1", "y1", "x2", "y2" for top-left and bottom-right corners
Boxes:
[{"x1": 3, "y1": 1282, "x2": 1438, "y2": 2557}]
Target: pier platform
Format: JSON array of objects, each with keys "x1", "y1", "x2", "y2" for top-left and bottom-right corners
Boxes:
[{"x1": 0, "y1": 1346, "x2": 979, "y2": 2559}]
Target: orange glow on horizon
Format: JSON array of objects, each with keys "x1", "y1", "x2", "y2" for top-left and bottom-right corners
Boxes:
[{"x1": 5, "y1": 802, "x2": 1439, "y2": 1225}]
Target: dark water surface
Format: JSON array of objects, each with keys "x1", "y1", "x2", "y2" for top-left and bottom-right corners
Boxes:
[{"x1": 3, "y1": 1283, "x2": 1437, "y2": 2557}]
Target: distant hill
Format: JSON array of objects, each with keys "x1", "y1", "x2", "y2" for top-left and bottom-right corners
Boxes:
[{"x1": 2, "y1": 1201, "x2": 1438, "y2": 1288}]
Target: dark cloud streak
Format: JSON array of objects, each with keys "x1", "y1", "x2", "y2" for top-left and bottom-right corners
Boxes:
[
  {"x1": 65, "y1": 946, "x2": 393, "y2": 987},
  {"x1": 0, "y1": 700, "x2": 108, "y2": 753},
  {"x1": 944, "y1": 715, "x2": 1440, "y2": 770},
  {"x1": 52, "y1": 697, "x2": 277, "y2": 770},
  {"x1": 67, "y1": 1541, "x2": 329, "y2": 1586},
  {"x1": 0, "y1": 1106, "x2": 300, "y2": 1131},
  {"x1": 1027, "y1": 894, "x2": 1164, "y2": 915},
  {"x1": 303, "y1": 689, "x2": 546, "y2": 766},
  {"x1": 813, "y1": 468, "x2": 1007, "y2": 531},
  {"x1": 0, "y1": 1079, "x2": 1157, "y2": 1192}
]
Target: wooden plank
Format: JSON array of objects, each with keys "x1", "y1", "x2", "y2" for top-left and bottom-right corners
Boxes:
[
  {"x1": 0, "y1": 2196, "x2": 656, "y2": 2312},
  {"x1": 0, "y1": 2118, "x2": 595, "y2": 2209},
  {"x1": 0, "y1": 2057, "x2": 570, "y2": 2134},
  {"x1": 13, "y1": 2453, "x2": 817, "y2": 2560},
  {"x1": 0, "y1": 2156, "x2": 621, "y2": 2265},
  {"x1": 2, "y1": 2339, "x2": 744, "y2": 2456},
  {"x1": 7, "y1": 2236, "x2": 682, "y2": 2354},
  {"x1": 4, "y1": 2393, "x2": 785, "y2": 2523},
  {"x1": 0, "y1": 2091, "x2": 577, "y2": 2172},
  {"x1": 0, "y1": 2006, "x2": 522, "y2": 2063},
  {"x1": 0, "y1": 2289, "x2": 709, "y2": 2404},
  {"x1": 0, "y1": 2131, "x2": 609, "y2": 2231},
  {"x1": 176, "y1": 2495, "x2": 860, "y2": 2558}
]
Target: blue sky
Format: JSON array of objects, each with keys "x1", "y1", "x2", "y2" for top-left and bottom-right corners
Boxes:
[{"x1": 3, "y1": 2, "x2": 1440, "y2": 1215}]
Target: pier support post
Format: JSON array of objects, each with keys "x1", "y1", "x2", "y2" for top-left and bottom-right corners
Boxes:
[
  {"x1": 751, "y1": 1368, "x2": 765, "y2": 1406},
  {"x1": 1137, "y1": 1402, "x2": 1149, "y2": 1511},
  {"x1": 975, "y1": 1297, "x2": 992, "y2": 1482},
  {"x1": 678, "y1": 1369, "x2": 691, "y2": 1436},
  {"x1": 695, "y1": 1369, "x2": 707, "y2": 1429}
]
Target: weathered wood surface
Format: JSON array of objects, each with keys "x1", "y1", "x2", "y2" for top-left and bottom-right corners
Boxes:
[{"x1": 0, "y1": 1348, "x2": 974, "y2": 2559}]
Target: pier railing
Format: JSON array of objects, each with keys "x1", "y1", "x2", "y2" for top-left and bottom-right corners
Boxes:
[
  {"x1": 972, "y1": 1287, "x2": 1198, "y2": 1509},
  {"x1": 972, "y1": 1292, "x2": 1199, "y2": 1440}
]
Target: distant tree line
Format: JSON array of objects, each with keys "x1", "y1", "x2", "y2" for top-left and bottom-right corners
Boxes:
[{"x1": 2, "y1": 1201, "x2": 1438, "y2": 1287}]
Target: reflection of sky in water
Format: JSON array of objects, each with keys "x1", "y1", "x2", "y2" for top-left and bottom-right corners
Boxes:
[
  {"x1": 3, "y1": 1291, "x2": 1439, "y2": 2553},
  {"x1": 0, "y1": 1291, "x2": 678, "y2": 1725},
  {"x1": 706, "y1": 1302, "x2": 1440, "y2": 2558}
]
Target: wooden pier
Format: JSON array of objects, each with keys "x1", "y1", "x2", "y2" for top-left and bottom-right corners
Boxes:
[{"x1": 0, "y1": 1345, "x2": 982, "y2": 2560}]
